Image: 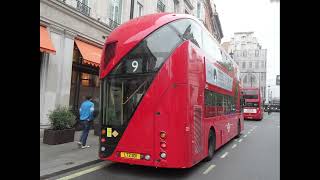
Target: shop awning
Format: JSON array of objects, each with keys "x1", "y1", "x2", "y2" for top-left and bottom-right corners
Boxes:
[
  {"x1": 40, "y1": 26, "x2": 56, "y2": 54},
  {"x1": 75, "y1": 39, "x2": 102, "y2": 67}
]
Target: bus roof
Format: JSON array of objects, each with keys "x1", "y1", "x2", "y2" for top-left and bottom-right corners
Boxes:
[
  {"x1": 101, "y1": 13, "x2": 201, "y2": 77},
  {"x1": 101, "y1": 13, "x2": 238, "y2": 78}
]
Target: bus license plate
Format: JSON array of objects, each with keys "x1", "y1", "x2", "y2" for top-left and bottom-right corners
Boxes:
[
  {"x1": 120, "y1": 152, "x2": 141, "y2": 159},
  {"x1": 244, "y1": 109, "x2": 256, "y2": 113}
]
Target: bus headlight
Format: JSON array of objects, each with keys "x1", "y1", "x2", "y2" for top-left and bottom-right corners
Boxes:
[
  {"x1": 160, "y1": 152, "x2": 166, "y2": 159},
  {"x1": 144, "y1": 154, "x2": 151, "y2": 160},
  {"x1": 101, "y1": 146, "x2": 105, "y2": 151}
]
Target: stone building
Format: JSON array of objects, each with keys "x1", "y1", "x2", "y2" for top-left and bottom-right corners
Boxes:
[{"x1": 223, "y1": 32, "x2": 267, "y2": 101}]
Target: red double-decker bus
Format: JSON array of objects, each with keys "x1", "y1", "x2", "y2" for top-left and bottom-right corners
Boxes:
[
  {"x1": 241, "y1": 88, "x2": 264, "y2": 120},
  {"x1": 99, "y1": 13, "x2": 244, "y2": 168}
]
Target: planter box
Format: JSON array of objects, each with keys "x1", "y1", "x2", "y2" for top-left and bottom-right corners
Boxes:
[{"x1": 43, "y1": 128, "x2": 75, "y2": 145}]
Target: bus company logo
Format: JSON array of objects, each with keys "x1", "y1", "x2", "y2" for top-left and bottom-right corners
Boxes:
[{"x1": 226, "y1": 123, "x2": 232, "y2": 133}]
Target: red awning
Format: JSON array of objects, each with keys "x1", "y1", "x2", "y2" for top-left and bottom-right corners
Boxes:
[
  {"x1": 40, "y1": 26, "x2": 56, "y2": 54},
  {"x1": 74, "y1": 39, "x2": 102, "y2": 67}
]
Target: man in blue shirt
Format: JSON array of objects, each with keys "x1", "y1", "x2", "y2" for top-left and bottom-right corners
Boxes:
[{"x1": 77, "y1": 96, "x2": 94, "y2": 149}]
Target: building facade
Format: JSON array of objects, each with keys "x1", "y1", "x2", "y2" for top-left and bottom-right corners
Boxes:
[
  {"x1": 40, "y1": 0, "x2": 223, "y2": 136},
  {"x1": 223, "y1": 32, "x2": 267, "y2": 101}
]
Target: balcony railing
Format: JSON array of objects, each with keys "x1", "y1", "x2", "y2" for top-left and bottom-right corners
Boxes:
[
  {"x1": 157, "y1": 0, "x2": 165, "y2": 12},
  {"x1": 109, "y1": 18, "x2": 120, "y2": 29},
  {"x1": 76, "y1": 0, "x2": 91, "y2": 16}
]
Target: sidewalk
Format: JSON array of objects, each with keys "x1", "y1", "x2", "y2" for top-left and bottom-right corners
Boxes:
[{"x1": 40, "y1": 130, "x2": 101, "y2": 178}]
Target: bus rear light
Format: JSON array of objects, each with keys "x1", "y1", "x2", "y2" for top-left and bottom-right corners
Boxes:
[
  {"x1": 160, "y1": 131, "x2": 166, "y2": 139},
  {"x1": 101, "y1": 138, "x2": 106, "y2": 143},
  {"x1": 160, "y1": 152, "x2": 167, "y2": 159},
  {"x1": 160, "y1": 142, "x2": 166, "y2": 148},
  {"x1": 101, "y1": 129, "x2": 106, "y2": 135}
]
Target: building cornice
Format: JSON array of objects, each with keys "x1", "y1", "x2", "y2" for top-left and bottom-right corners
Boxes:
[
  {"x1": 40, "y1": 0, "x2": 112, "y2": 45},
  {"x1": 41, "y1": 0, "x2": 112, "y2": 34}
]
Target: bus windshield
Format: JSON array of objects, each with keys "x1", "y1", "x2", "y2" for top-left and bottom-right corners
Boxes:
[
  {"x1": 245, "y1": 102, "x2": 259, "y2": 107},
  {"x1": 101, "y1": 76, "x2": 152, "y2": 126},
  {"x1": 243, "y1": 95, "x2": 258, "y2": 99},
  {"x1": 242, "y1": 90, "x2": 259, "y2": 99}
]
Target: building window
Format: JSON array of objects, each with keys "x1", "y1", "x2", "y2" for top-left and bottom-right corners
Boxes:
[
  {"x1": 242, "y1": 62, "x2": 246, "y2": 69},
  {"x1": 174, "y1": 0, "x2": 179, "y2": 13},
  {"x1": 109, "y1": 0, "x2": 122, "y2": 28},
  {"x1": 255, "y1": 50, "x2": 260, "y2": 56},
  {"x1": 261, "y1": 61, "x2": 264, "y2": 68},
  {"x1": 243, "y1": 75, "x2": 247, "y2": 84},
  {"x1": 76, "y1": 0, "x2": 91, "y2": 16},
  {"x1": 157, "y1": 0, "x2": 165, "y2": 12},
  {"x1": 255, "y1": 62, "x2": 259, "y2": 69},
  {"x1": 243, "y1": 50, "x2": 247, "y2": 57},
  {"x1": 137, "y1": 1, "x2": 143, "y2": 17},
  {"x1": 249, "y1": 62, "x2": 252, "y2": 68},
  {"x1": 197, "y1": 2, "x2": 201, "y2": 18}
]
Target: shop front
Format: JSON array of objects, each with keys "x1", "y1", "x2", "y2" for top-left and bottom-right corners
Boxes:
[{"x1": 69, "y1": 38, "x2": 102, "y2": 130}]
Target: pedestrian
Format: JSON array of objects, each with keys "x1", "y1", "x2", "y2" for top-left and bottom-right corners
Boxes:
[
  {"x1": 268, "y1": 105, "x2": 271, "y2": 115},
  {"x1": 77, "y1": 95, "x2": 94, "y2": 149}
]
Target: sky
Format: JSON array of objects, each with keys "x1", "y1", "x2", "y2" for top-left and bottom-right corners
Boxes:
[{"x1": 214, "y1": 0, "x2": 280, "y2": 98}]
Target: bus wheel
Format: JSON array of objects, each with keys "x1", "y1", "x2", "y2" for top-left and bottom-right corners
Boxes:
[
  {"x1": 236, "y1": 120, "x2": 241, "y2": 138},
  {"x1": 204, "y1": 130, "x2": 215, "y2": 161}
]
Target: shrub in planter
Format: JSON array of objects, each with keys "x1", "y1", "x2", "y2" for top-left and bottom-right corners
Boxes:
[{"x1": 43, "y1": 106, "x2": 76, "y2": 145}]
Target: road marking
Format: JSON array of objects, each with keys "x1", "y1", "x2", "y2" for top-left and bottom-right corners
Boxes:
[
  {"x1": 220, "y1": 152, "x2": 229, "y2": 158},
  {"x1": 243, "y1": 135, "x2": 247, "y2": 138},
  {"x1": 231, "y1": 144, "x2": 237, "y2": 149},
  {"x1": 56, "y1": 164, "x2": 106, "y2": 180},
  {"x1": 248, "y1": 131, "x2": 251, "y2": 134},
  {"x1": 238, "y1": 139, "x2": 243, "y2": 143},
  {"x1": 203, "y1": 164, "x2": 216, "y2": 175}
]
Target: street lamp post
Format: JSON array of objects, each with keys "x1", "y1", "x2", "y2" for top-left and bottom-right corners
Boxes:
[{"x1": 268, "y1": 85, "x2": 271, "y2": 104}]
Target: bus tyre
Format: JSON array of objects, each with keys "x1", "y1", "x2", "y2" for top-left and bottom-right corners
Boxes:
[
  {"x1": 204, "y1": 130, "x2": 215, "y2": 162},
  {"x1": 236, "y1": 120, "x2": 241, "y2": 138}
]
